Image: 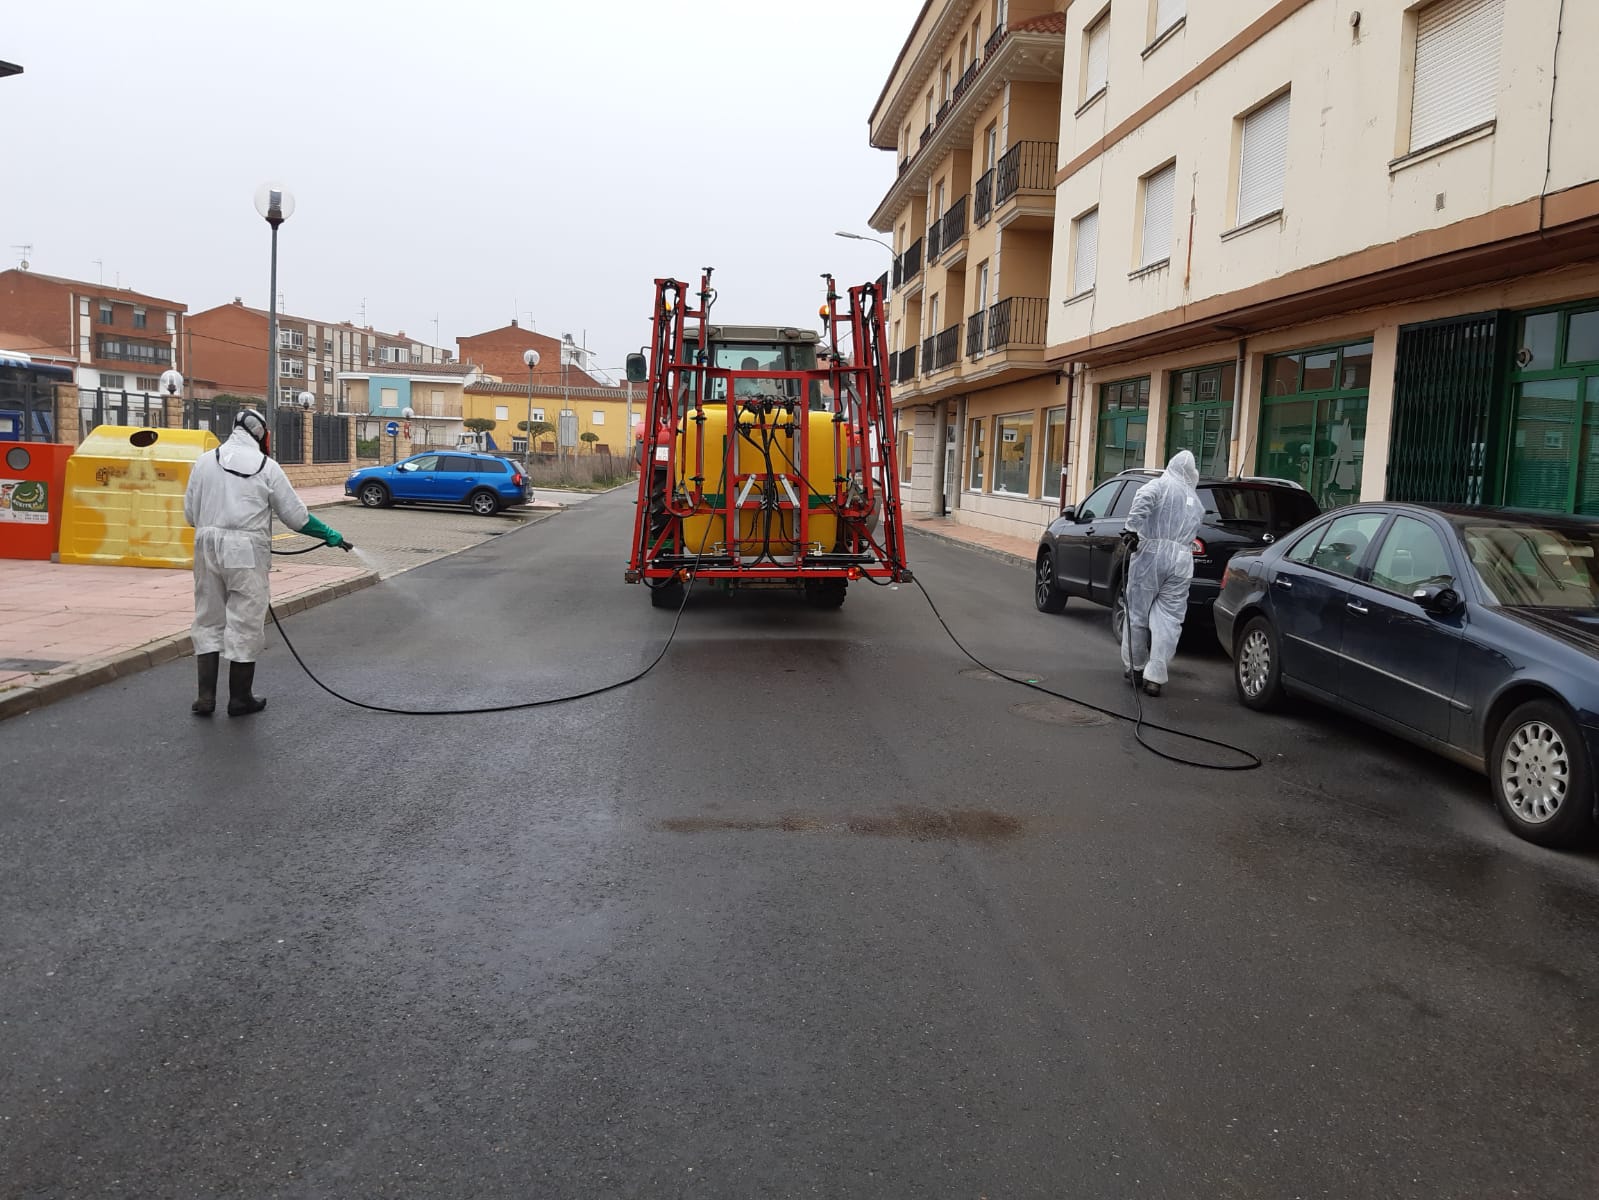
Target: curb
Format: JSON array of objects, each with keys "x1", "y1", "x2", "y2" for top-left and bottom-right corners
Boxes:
[
  {"x1": 0, "y1": 571, "x2": 379, "y2": 723},
  {"x1": 906, "y1": 523, "x2": 1034, "y2": 570}
]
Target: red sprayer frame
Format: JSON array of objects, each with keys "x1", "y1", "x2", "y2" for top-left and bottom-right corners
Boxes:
[{"x1": 625, "y1": 270, "x2": 912, "y2": 588}]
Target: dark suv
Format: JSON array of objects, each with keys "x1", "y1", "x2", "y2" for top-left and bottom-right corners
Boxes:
[{"x1": 1034, "y1": 470, "x2": 1320, "y2": 637}]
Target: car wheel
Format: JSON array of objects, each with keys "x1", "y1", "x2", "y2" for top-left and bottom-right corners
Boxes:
[
  {"x1": 1035, "y1": 550, "x2": 1067, "y2": 613},
  {"x1": 1234, "y1": 615, "x2": 1286, "y2": 711},
  {"x1": 1491, "y1": 700, "x2": 1595, "y2": 848},
  {"x1": 469, "y1": 489, "x2": 500, "y2": 517},
  {"x1": 358, "y1": 481, "x2": 389, "y2": 508},
  {"x1": 649, "y1": 580, "x2": 685, "y2": 609},
  {"x1": 1109, "y1": 577, "x2": 1128, "y2": 644}
]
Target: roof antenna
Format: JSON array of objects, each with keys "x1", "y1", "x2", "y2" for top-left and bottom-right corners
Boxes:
[{"x1": 12, "y1": 244, "x2": 31, "y2": 270}]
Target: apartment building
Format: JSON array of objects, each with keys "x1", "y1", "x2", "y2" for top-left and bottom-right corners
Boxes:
[
  {"x1": 1048, "y1": 0, "x2": 1599, "y2": 521},
  {"x1": 187, "y1": 299, "x2": 453, "y2": 412},
  {"x1": 868, "y1": 0, "x2": 1071, "y2": 539},
  {"x1": 0, "y1": 268, "x2": 185, "y2": 398},
  {"x1": 457, "y1": 320, "x2": 608, "y2": 390}
]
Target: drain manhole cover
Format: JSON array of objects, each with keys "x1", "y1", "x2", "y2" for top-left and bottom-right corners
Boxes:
[
  {"x1": 1009, "y1": 699, "x2": 1112, "y2": 728},
  {"x1": 0, "y1": 658, "x2": 66, "y2": 672}
]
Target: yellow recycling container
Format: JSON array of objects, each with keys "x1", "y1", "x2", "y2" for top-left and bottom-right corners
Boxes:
[{"x1": 59, "y1": 426, "x2": 220, "y2": 568}]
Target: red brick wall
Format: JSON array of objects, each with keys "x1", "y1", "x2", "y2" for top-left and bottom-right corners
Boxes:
[
  {"x1": 0, "y1": 270, "x2": 76, "y2": 360},
  {"x1": 188, "y1": 303, "x2": 269, "y2": 396},
  {"x1": 457, "y1": 324, "x2": 606, "y2": 388}
]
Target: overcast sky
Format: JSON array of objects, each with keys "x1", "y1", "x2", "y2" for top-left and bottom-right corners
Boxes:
[{"x1": 3, "y1": 0, "x2": 922, "y2": 381}]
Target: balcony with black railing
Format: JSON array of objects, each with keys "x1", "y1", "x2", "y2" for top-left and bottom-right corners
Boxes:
[
  {"x1": 921, "y1": 333, "x2": 938, "y2": 377},
  {"x1": 974, "y1": 168, "x2": 995, "y2": 226},
  {"x1": 993, "y1": 141, "x2": 1058, "y2": 230},
  {"x1": 898, "y1": 237, "x2": 923, "y2": 288},
  {"x1": 985, "y1": 296, "x2": 1049, "y2": 353},
  {"x1": 983, "y1": 22, "x2": 1006, "y2": 58},
  {"x1": 926, "y1": 218, "x2": 944, "y2": 266},
  {"x1": 966, "y1": 312, "x2": 986, "y2": 359},
  {"x1": 938, "y1": 194, "x2": 969, "y2": 263},
  {"x1": 930, "y1": 324, "x2": 961, "y2": 373},
  {"x1": 894, "y1": 345, "x2": 917, "y2": 384},
  {"x1": 950, "y1": 59, "x2": 979, "y2": 106}
]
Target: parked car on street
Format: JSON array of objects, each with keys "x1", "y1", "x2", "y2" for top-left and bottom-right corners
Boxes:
[
  {"x1": 346, "y1": 451, "x2": 530, "y2": 516},
  {"x1": 1214, "y1": 503, "x2": 1599, "y2": 847},
  {"x1": 1034, "y1": 470, "x2": 1320, "y2": 639}
]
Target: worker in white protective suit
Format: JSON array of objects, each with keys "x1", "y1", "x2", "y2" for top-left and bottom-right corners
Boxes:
[
  {"x1": 1119, "y1": 449, "x2": 1203, "y2": 698},
  {"x1": 183, "y1": 409, "x2": 346, "y2": 717}
]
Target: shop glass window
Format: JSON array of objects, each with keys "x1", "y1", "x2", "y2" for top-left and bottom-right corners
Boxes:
[
  {"x1": 1043, "y1": 407, "x2": 1067, "y2": 494},
  {"x1": 993, "y1": 413, "x2": 1034, "y2": 495},
  {"x1": 1167, "y1": 362, "x2": 1234, "y2": 480},
  {"x1": 1565, "y1": 308, "x2": 1599, "y2": 364},
  {"x1": 1257, "y1": 341, "x2": 1371, "y2": 509},
  {"x1": 1518, "y1": 312, "x2": 1558, "y2": 372},
  {"x1": 1095, "y1": 377, "x2": 1150, "y2": 484},
  {"x1": 968, "y1": 418, "x2": 985, "y2": 490}
]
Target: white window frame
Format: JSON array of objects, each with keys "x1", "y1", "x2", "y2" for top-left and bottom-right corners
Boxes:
[
  {"x1": 1138, "y1": 161, "x2": 1177, "y2": 270},
  {"x1": 1151, "y1": 0, "x2": 1185, "y2": 44},
  {"x1": 1407, "y1": 0, "x2": 1504, "y2": 154},
  {"x1": 494, "y1": 405, "x2": 510, "y2": 421},
  {"x1": 1082, "y1": 14, "x2": 1110, "y2": 106},
  {"x1": 1071, "y1": 207, "x2": 1100, "y2": 297},
  {"x1": 591, "y1": 410, "x2": 605, "y2": 425},
  {"x1": 1235, "y1": 90, "x2": 1291, "y2": 228}
]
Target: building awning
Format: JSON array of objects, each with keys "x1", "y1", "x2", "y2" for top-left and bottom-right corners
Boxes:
[{"x1": 0, "y1": 353, "x2": 73, "y2": 380}]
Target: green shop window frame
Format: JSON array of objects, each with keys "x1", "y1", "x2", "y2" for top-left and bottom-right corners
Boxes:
[
  {"x1": 1256, "y1": 339, "x2": 1373, "y2": 511},
  {"x1": 1166, "y1": 361, "x2": 1236, "y2": 480},
  {"x1": 1503, "y1": 300, "x2": 1599, "y2": 516},
  {"x1": 1095, "y1": 376, "x2": 1150, "y2": 485}
]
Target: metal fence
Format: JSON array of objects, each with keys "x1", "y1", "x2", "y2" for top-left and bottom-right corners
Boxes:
[
  {"x1": 995, "y1": 141, "x2": 1058, "y2": 206},
  {"x1": 79, "y1": 389, "x2": 166, "y2": 438},
  {"x1": 275, "y1": 410, "x2": 305, "y2": 464},
  {"x1": 183, "y1": 397, "x2": 243, "y2": 440},
  {"x1": 311, "y1": 414, "x2": 349, "y2": 463},
  {"x1": 0, "y1": 378, "x2": 59, "y2": 441},
  {"x1": 1387, "y1": 311, "x2": 1509, "y2": 505}
]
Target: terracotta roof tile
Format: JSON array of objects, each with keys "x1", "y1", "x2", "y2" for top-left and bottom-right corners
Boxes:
[{"x1": 1011, "y1": 13, "x2": 1066, "y2": 35}]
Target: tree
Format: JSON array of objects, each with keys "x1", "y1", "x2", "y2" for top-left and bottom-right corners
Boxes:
[
  {"x1": 519, "y1": 419, "x2": 555, "y2": 443},
  {"x1": 463, "y1": 417, "x2": 497, "y2": 434},
  {"x1": 579, "y1": 431, "x2": 600, "y2": 451}
]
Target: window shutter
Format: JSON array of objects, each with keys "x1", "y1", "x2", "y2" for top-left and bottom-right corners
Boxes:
[
  {"x1": 1237, "y1": 92, "x2": 1291, "y2": 226},
  {"x1": 1410, "y1": 0, "x2": 1504, "y2": 151},
  {"x1": 1140, "y1": 164, "x2": 1176, "y2": 268},
  {"x1": 1073, "y1": 209, "x2": 1100, "y2": 296},
  {"x1": 1085, "y1": 20, "x2": 1109, "y2": 96},
  {"x1": 1155, "y1": 0, "x2": 1185, "y2": 36}
]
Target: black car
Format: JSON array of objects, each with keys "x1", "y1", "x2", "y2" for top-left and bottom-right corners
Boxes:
[
  {"x1": 1034, "y1": 470, "x2": 1320, "y2": 638},
  {"x1": 1214, "y1": 503, "x2": 1599, "y2": 848}
]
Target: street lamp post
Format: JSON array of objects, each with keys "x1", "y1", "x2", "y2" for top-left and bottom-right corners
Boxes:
[
  {"x1": 834, "y1": 230, "x2": 896, "y2": 256},
  {"x1": 254, "y1": 184, "x2": 296, "y2": 453},
  {"x1": 522, "y1": 348, "x2": 541, "y2": 469}
]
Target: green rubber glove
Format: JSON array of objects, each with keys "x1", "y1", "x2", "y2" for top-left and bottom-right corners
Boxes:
[{"x1": 300, "y1": 513, "x2": 345, "y2": 548}]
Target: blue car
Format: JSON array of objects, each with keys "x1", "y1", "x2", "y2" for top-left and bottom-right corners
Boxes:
[
  {"x1": 1214, "y1": 503, "x2": 1599, "y2": 848},
  {"x1": 346, "y1": 451, "x2": 530, "y2": 517}
]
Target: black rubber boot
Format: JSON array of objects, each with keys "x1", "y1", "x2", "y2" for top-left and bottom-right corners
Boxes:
[
  {"x1": 191, "y1": 652, "x2": 219, "y2": 716},
  {"x1": 227, "y1": 660, "x2": 267, "y2": 717}
]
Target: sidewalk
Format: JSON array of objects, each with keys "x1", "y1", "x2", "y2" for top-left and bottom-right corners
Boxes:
[
  {"x1": 902, "y1": 513, "x2": 1036, "y2": 569},
  {"x1": 0, "y1": 555, "x2": 375, "y2": 721}
]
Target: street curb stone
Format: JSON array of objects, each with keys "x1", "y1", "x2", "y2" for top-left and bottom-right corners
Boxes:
[
  {"x1": 906, "y1": 523, "x2": 1033, "y2": 570},
  {"x1": 0, "y1": 571, "x2": 379, "y2": 723}
]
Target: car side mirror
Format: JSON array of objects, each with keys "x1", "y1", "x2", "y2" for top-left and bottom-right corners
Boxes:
[
  {"x1": 1059, "y1": 505, "x2": 1076, "y2": 521},
  {"x1": 1413, "y1": 583, "x2": 1461, "y2": 614},
  {"x1": 397, "y1": 462, "x2": 415, "y2": 472},
  {"x1": 625, "y1": 352, "x2": 648, "y2": 383}
]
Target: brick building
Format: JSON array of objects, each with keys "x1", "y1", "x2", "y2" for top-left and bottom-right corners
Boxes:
[
  {"x1": 187, "y1": 298, "x2": 453, "y2": 412},
  {"x1": 0, "y1": 268, "x2": 186, "y2": 402},
  {"x1": 456, "y1": 320, "x2": 606, "y2": 389}
]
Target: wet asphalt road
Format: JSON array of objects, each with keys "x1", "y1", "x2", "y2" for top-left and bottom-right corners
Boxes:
[{"x1": 3, "y1": 489, "x2": 1598, "y2": 1198}]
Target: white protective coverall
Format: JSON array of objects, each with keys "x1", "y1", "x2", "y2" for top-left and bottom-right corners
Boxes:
[
  {"x1": 1119, "y1": 449, "x2": 1203, "y2": 686},
  {"x1": 183, "y1": 428, "x2": 310, "y2": 662}
]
